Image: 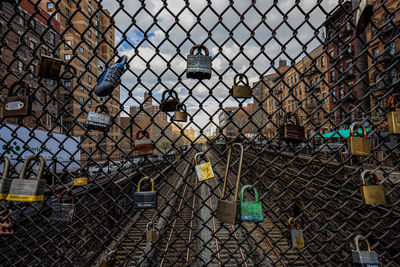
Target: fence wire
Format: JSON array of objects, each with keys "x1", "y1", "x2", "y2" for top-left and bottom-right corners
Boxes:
[{"x1": 0, "y1": 0, "x2": 399, "y2": 266}]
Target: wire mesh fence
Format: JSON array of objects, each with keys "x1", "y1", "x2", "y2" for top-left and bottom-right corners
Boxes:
[{"x1": 0, "y1": 0, "x2": 399, "y2": 266}]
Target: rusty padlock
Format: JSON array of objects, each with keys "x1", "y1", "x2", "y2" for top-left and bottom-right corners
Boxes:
[
  {"x1": 173, "y1": 103, "x2": 188, "y2": 122},
  {"x1": 3, "y1": 81, "x2": 32, "y2": 117},
  {"x1": 160, "y1": 90, "x2": 180, "y2": 112},
  {"x1": 37, "y1": 55, "x2": 77, "y2": 80},
  {"x1": 360, "y1": 170, "x2": 386, "y2": 205},
  {"x1": 279, "y1": 112, "x2": 305, "y2": 143},
  {"x1": 216, "y1": 143, "x2": 244, "y2": 225},
  {"x1": 134, "y1": 130, "x2": 154, "y2": 155},
  {"x1": 347, "y1": 122, "x2": 371, "y2": 156},
  {"x1": 0, "y1": 210, "x2": 13, "y2": 236},
  {"x1": 387, "y1": 94, "x2": 400, "y2": 134},
  {"x1": 186, "y1": 44, "x2": 212, "y2": 80},
  {"x1": 146, "y1": 222, "x2": 158, "y2": 242},
  {"x1": 232, "y1": 74, "x2": 252, "y2": 99},
  {"x1": 0, "y1": 156, "x2": 12, "y2": 200}
]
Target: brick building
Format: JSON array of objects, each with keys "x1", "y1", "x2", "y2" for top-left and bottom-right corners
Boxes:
[
  {"x1": 218, "y1": 104, "x2": 254, "y2": 138},
  {"x1": 0, "y1": 0, "x2": 61, "y2": 132}
]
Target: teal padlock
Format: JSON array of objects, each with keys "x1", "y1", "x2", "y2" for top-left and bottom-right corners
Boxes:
[{"x1": 239, "y1": 185, "x2": 263, "y2": 222}]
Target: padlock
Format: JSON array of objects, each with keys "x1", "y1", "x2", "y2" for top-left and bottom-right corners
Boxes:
[
  {"x1": 160, "y1": 90, "x2": 180, "y2": 112},
  {"x1": 134, "y1": 130, "x2": 154, "y2": 155},
  {"x1": 386, "y1": 94, "x2": 400, "y2": 134},
  {"x1": 288, "y1": 217, "x2": 304, "y2": 248},
  {"x1": 85, "y1": 104, "x2": 112, "y2": 131},
  {"x1": 347, "y1": 122, "x2": 371, "y2": 156},
  {"x1": 134, "y1": 177, "x2": 157, "y2": 209},
  {"x1": 194, "y1": 152, "x2": 215, "y2": 182},
  {"x1": 73, "y1": 169, "x2": 88, "y2": 186},
  {"x1": 0, "y1": 210, "x2": 13, "y2": 236},
  {"x1": 0, "y1": 156, "x2": 12, "y2": 200},
  {"x1": 173, "y1": 103, "x2": 188, "y2": 122},
  {"x1": 6, "y1": 155, "x2": 46, "y2": 202},
  {"x1": 239, "y1": 185, "x2": 263, "y2": 222},
  {"x1": 101, "y1": 251, "x2": 117, "y2": 267},
  {"x1": 232, "y1": 74, "x2": 252, "y2": 99},
  {"x1": 146, "y1": 222, "x2": 158, "y2": 242},
  {"x1": 216, "y1": 143, "x2": 244, "y2": 225},
  {"x1": 186, "y1": 44, "x2": 212, "y2": 80},
  {"x1": 279, "y1": 112, "x2": 305, "y2": 142},
  {"x1": 352, "y1": 235, "x2": 380, "y2": 267},
  {"x1": 3, "y1": 81, "x2": 32, "y2": 117},
  {"x1": 37, "y1": 55, "x2": 76, "y2": 80},
  {"x1": 360, "y1": 170, "x2": 386, "y2": 205},
  {"x1": 356, "y1": 0, "x2": 374, "y2": 34},
  {"x1": 51, "y1": 189, "x2": 76, "y2": 223}
]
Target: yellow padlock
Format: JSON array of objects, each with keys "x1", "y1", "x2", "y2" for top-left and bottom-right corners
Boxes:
[
  {"x1": 360, "y1": 170, "x2": 386, "y2": 205},
  {"x1": 347, "y1": 122, "x2": 371, "y2": 156},
  {"x1": 387, "y1": 94, "x2": 400, "y2": 134},
  {"x1": 194, "y1": 152, "x2": 215, "y2": 181}
]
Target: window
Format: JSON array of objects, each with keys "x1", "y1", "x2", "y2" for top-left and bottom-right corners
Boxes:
[
  {"x1": 88, "y1": 147, "x2": 92, "y2": 154},
  {"x1": 18, "y1": 16, "x2": 25, "y2": 26},
  {"x1": 88, "y1": 75, "x2": 92, "y2": 83},
  {"x1": 96, "y1": 30, "x2": 100, "y2": 38},
  {"x1": 330, "y1": 70, "x2": 336, "y2": 82},
  {"x1": 29, "y1": 65, "x2": 35, "y2": 75},
  {"x1": 64, "y1": 81, "x2": 71, "y2": 87},
  {"x1": 109, "y1": 31, "x2": 112, "y2": 38},
  {"x1": 88, "y1": 7, "x2": 92, "y2": 14},
  {"x1": 322, "y1": 92, "x2": 326, "y2": 103},
  {"x1": 88, "y1": 64, "x2": 92, "y2": 71},
  {"x1": 49, "y1": 32, "x2": 55, "y2": 45},
  {"x1": 80, "y1": 85, "x2": 84, "y2": 90},
  {"x1": 88, "y1": 40, "x2": 92, "y2": 46},
  {"x1": 332, "y1": 91, "x2": 336, "y2": 103},
  {"x1": 65, "y1": 40, "x2": 71, "y2": 49},
  {"x1": 88, "y1": 30, "x2": 92, "y2": 37},
  {"x1": 321, "y1": 56, "x2": 325, "y2": 67},
  {"x1": 299, "y1": 86, "x2": 302, "y2": 96},
  {"x1": 29, "y1": 19, "x2": 36, "y2": 29},
  {"x1": 114, "y1": 90, "x2": 117, "y2": 96},
  {"x1": 88, "y1": 52, "x2": 92, "y2": 59},
  {"x1": 345, "y1": 21, "x2": 351, "y2": 31},
  {"x1": 80, "y1": 97, "x2": 84, "y2": 103},
  {"x1": 88, "y1": 99, "x2": 92, "y2": 108},
  {"x1": 47, "y1": 2, "x2": 54, "y2": 9},
  {"x1": 80, "y1": 46, "x2": 84, "y2": 53},
  {"x1": 64, "y1": 54, "x2": 71, "y2": 60},
  {"x1": 66, "y1": 9, "x2": 70, "y2": 17},
  {"x1": 29, "y1": 41, "x2": 36, "y2": 50},
  {"x1": 109, "y1": 50, "x2": 113, "y2": 56},
  {"x1": 373, "y1": 47, "x2": 380, "y2": 59}
]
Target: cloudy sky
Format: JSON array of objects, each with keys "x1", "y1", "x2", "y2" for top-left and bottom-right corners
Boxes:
[{"x1": 101, "y1": 0, "x2": 340, "y2": 136}]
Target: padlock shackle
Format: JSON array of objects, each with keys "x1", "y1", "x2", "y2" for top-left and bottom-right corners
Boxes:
[
  {"x1": 19, "y1": 155, "x2": 45, "y2": 180},
  {"x1": 76, "y1": 168, "x2": 88, "y2": 177},
  {"x1": 146, "y1": 221, "x2": 154, "y2": 231},
  {"x1": 136, "y1": 130, "x2": 150, "y2": 140},
  {"x1": 234, "y1": 74, "x2": 250, "y2": 86},
  {"x1": 389, "y1": 94, "x2": 400, "y2": 111},
  {"x1": 239, "y1": 185, "x2": 259, "y2": 202},
  {"x1": 361, "y1": 170, "x2": 379, "y2": 186},
  {"x1": 8, "y1": 81, "x2": 30, "y2": 97},
  {"x1": 282, "y1": 112, "x2": 300, "y2": 125},
  {"x1": 58, "y1": 188, "x2": 76, "y2": 204},
  {"x1": 354, "y1": 234, "x2": 371, "y2": 251},
  {"x1": 137, "y1": 176, "x2": 155, "y2": 192},
  {"x1": 176, "y1": 103, "x2": 187, "y2": 112},
  {"x1": 60, "y1": 64, "x2": 77, "y2": 80},
  {"x1": 1, "y1": 156, "x2": 10, "y2": 179},
  {"x1": 94, "y1": 104, "x2": 110, "y2": 115},
  {"x1": 349, "y1": 122, "x2": 367, "y2": 138},
  {"x1": 0, "y1": 209, "x2": 12, "y2": 221},
  {"x1": 221, "y1": 143, "x2": 244, "y2": 202},
  {"x1": 161, "y1": 89, "x2": 179, "y2": 101},
  {"x1": 190, "y1": 44, "x2": 209, "y2": 56},
  {"x1": 194, "y1": 152, "x2": 209, "y2": 165},
  {"x1": 288, "y1": 217, "x2": 301, "y2": 230}
]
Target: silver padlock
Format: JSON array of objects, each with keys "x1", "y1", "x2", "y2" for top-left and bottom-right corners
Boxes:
[
  {"x1": 186, "y1": 44, "x2": 212, "y2": 80},
  {"x1": 351, "y1": 235, "x2": 380, "y2": 267},
  {"x1": 6, "y1": 155, "x2": 46, "y2": 202},
  {"x1": 51, "y1": 189, "x2": 76, "y2": 223},
  {"x1": 85, "y1": 104, "x2": 112, "y2": 131},
  {"x1": 0, "y1": 156, "x2": 12, "y2": 200},
  {"x1": 146, "y1": 222, "x2": 158, "y2": 242}
]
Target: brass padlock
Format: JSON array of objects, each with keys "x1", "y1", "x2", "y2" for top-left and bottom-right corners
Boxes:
[
  {"x1": 0, "y1": 210, "x2": 13, "y2": 236},
  {"x1": 3, "y1": 81, "x2": 32, "y2": 117},
  {"x1": 85, "y1": 104, "x2": 112, "y2": 131},
  {"x1": 186, "y1": 44, "x2": 212, "y2": 80},
  {"x1": 387, "y1": 94, "x2": 400, "y2": 134},
  {"x1": 288, "y1": 217, "x2": 304, "y2": 248},
  {"x1": 0, "y1": 156, "x2": 12, "y2": 200},
  {"x1": 352, "y1": 235, "x2": 380, "y2": 266},
  {"x1": 216, "y1": 143, "x2": 244, "y2": 225},
  {"x1": 347, "y1": 122, "x2": 371, "y2": 156},
  {"x1": 279, "y1": 112, "x2": 305, "y2": 142},
  {"x1": 6, "y1": 155, "x2": 46, "y2": 202},
  {"x1": 194, "y1": 152, "x2": 215, "y2": 182},
  {"x1": 232, "y1": 74, "x2": 252, "y2": 99},
  {"x1": 356, "y1": 0, "x2": 374, "y2": 34},
  {"x1": 173, "y1": 103, "x2": 188, "y2": 122},
  {"x1": 73, "y1": 169, "x2": 88, "y2": 186},
  {"x1": 51, "y1": 189, "x2": 76, "y2": 223},
  {"x1": 101, "y1": 251, "x2": 117, "y2": 267},
  {"x1": 37, "y1": 55, "x2": 77, "y2": 80},
  {"x1": 360, "y1": 170, "x2": 386, "y2": 205},
  {"x1": 134, "y1": 130, "x2": 153, "y2": 155},
  {"x1": 160, "y1": 90, "x2": 180, "y2": 112},
  {"x1": 146, "y1": 222, "x2": 158, "y2": 242}
]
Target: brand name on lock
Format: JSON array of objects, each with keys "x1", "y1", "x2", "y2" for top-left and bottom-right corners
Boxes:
[{"x1": 51, "y1": 203, "x2": 75, "y2": 222}]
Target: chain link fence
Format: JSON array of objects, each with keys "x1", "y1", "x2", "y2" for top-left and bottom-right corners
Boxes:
[{"x1": 0, "y1": 0, "x2": 399, "y2": 266}]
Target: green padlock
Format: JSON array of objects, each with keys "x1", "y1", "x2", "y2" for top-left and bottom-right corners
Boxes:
[{"x1": 239, "y1": 185, "x2": 263, "y2": 222}]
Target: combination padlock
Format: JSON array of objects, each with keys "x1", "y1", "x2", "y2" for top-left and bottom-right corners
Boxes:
[
  {"x1": 288, "y1": 217, "x2": 304, "y2": 248},
  {"x1": 216, "y1": 143, "x2": 244, "y2": 225},
  {"x1": 6, "y1": 155, "x2": 46, "y2": 202},
  {"x1": 51, "y1": 189, "x2": 76, "y2": 223},
  {"x1": 37, "y1": 55, "x2": 76, "y2": 80},
  {"x1": 360, "y1": 170, "x2": 386, "y2": 205},
  {"x1": 146, "y1": 222, "x2": 158, "y2": 242},
  {"x1": 160, "y1": 90, "x2": 180, "y2": 112},
  {"x1": 351, "y1": 235, "x2": 380, "y2": 267},
  {"x1": 173, "y1": 103, "x2": 188, "y2": 122},
  {"x1": 3, "y1": 81, "x2": 32, "y2": 117},
  {"x1": 0, "y1": 156, "x2": 12, "y2": 200},
  {"x1": 85, "y1": 104, "x2": 112, "y2": 131},
  {"x1": 347, "y1": 122, "x2": 371, "y2": 156},
  {"x1": 279, "y1": 112, "x2": 305, "y2": 143},
  {"x1": 194, "y1": 152, "x2": 215, "y2": 182},
  {"x1": 134, "y1": 130, "x2": 153, "y2": 155},
  {"x1": 134, "y1": 177, "x2": 157, "y2": 209},
  {"x1": 386, "y1": 94, "x2": 400, "y2": 134},
  {"x1": 232, "y1": 74, "x2": 252, "y2": 99},
  {"x1": 186, "y1": 44, "x2": 212, "y2": 80},
  {"x1": 239, "y1": 185, "x2": 263, "y2": 222}
]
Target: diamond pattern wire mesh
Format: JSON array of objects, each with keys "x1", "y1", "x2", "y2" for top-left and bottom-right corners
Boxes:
[{"x1": 0, "y1": 0, "x2": 399, "y2": 266}]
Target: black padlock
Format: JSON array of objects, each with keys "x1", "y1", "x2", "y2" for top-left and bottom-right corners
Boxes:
[
  {"x1": 160, "y1": 90, "x2": 180, "y2": 112},
  {"x1": 134, "y1": 177, "x2": 157, "y2": 209},
  {"x1": 186, "y1": 44, "x2": 212, "y2": 79},
  {"x1": 37, "y1": 55, "x2": 76, "y2": 80}
]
